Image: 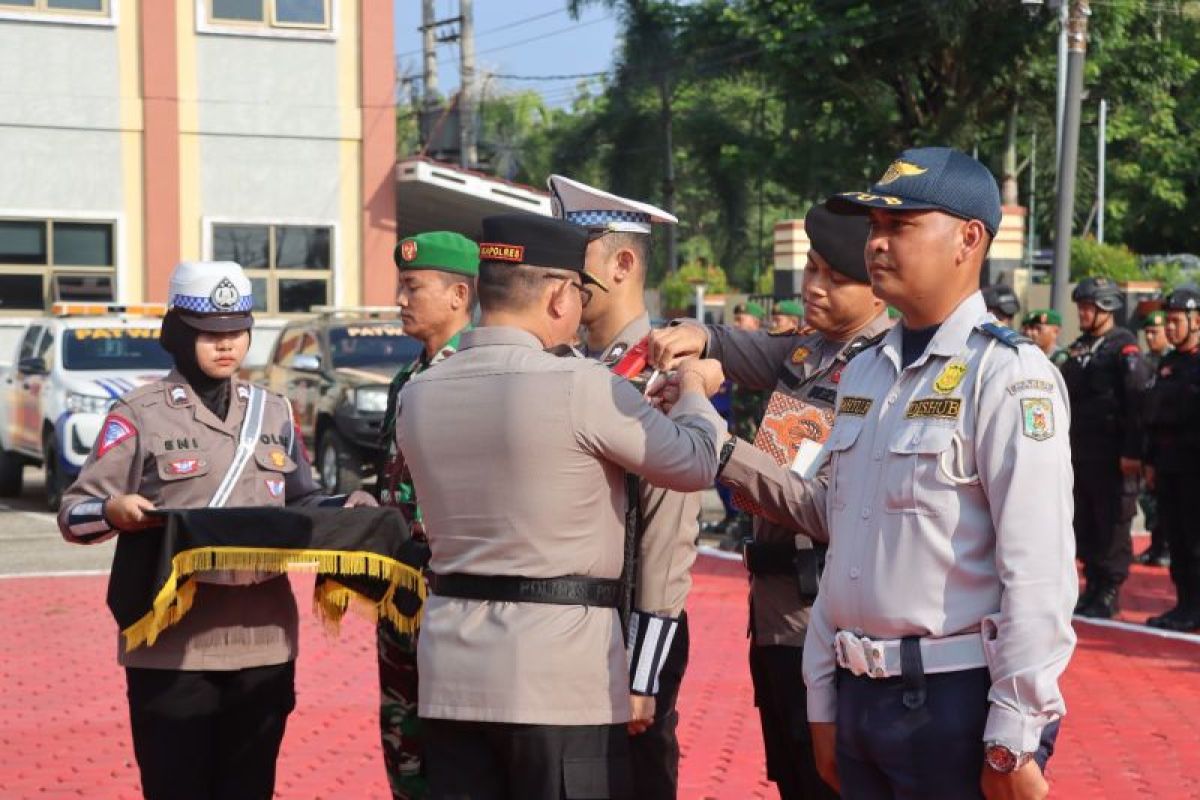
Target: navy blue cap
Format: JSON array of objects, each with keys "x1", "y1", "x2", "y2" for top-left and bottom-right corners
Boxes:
[{"x1": 826, "y1": 147, "x2": 1003, "y2": 237}]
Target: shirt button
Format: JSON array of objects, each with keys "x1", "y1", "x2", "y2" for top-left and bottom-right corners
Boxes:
[
  {"x1": 886, "y1": 393, "x2": 898, "y2": 404},
  {"x1": 861, "y1": 507, "x2": 871, "y2": 519},
  {"x1": 849, "y1": 567, "x2": 861, "y2": 579},
  {"x1": 873, "y1": 450, "x2": 882, "y2": 461},
  {"x1": 853, "y1": 627, "x2": 864, "y2": 636}
]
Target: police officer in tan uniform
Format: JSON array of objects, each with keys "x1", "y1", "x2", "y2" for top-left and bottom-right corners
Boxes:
[
  {"x1": 395, "y1": 214, "x2": 726, "y2": 800},
  {"x1": 648, "y1": 204, "x2": 891, "y2": 800},
  {"x1": 550, "y1": 174, "x2": 697, "y2": 799},
  {"x1": 59, "y1": 261, "x2": 375, "y2": 800}
]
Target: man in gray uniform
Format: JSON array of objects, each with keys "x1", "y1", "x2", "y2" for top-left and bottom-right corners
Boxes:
[
  {"x1": 707, "y1": 149, "x2": 1076, "y2": 800},
  {"x1": 648, "y1": 204, "x2": 891, "y2": 800},
  {"x1": 395, "y1": 213, "x2": 726, "y2": 800},
  {"x1": 550, "y1": 174, "x2": 698, "y2": 799}
]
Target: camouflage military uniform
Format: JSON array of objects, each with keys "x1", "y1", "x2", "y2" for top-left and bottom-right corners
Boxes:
[{"x1": 375, "y1": 327, "x2": 467, "y2": 800}]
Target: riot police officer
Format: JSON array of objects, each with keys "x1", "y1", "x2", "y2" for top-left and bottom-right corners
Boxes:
[
  {"x1": 1061, "y1": 276, "x2": 1150, "y2": 618},
  {"x1": 982, "y1": 283, "x2": 1021, "y2": 328},
  {"x1": 1142, "y1": 287, "x2": 1200, "y2": 631}
]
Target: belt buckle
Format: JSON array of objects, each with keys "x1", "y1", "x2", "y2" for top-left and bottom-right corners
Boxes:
[{"x1": 835, "y1": 631, "x2": 887, "y2": 678}]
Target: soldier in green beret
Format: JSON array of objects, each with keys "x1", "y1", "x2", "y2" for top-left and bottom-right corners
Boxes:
[
  {"x1": 733, "y1": 301, "x2": 766, "y2": 331},
  {"x1": 1025, "y1": 309, "x2": 1068, "y2": 367},
  {"x1": 1136, "y1": 307, "x2": 1172, "y2": 567},
  {"x1": 770, "y1": 299, "x2": 805, "y2": 335},
  {"x1": 376, "y1": 230, "x2": 478, "y2": 800}
]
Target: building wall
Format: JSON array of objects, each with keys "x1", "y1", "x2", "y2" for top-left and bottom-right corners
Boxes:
[{"x1": 0, "y1": 0, "x2": 396, "y2": 313}]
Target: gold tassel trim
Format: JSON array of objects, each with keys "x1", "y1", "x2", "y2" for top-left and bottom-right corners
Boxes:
[{"x1": 121, "y1": 546, "x2": 425, "y2": 652}]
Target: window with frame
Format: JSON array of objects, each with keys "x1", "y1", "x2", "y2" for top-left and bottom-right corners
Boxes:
[
  {"x1": 0, "y1": 0, "x2": 110, "y2": 16},
  {"x1": 212, "y1": 223, "x2": 332, "y2": 313},
  {"x1": 0, "y1": 218, "x2": 115, "y2": 312},
  {"x1": 208, "y1": 0, "x2": 330, "y2": 30}
]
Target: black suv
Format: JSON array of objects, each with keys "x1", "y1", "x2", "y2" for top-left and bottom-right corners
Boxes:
[{"x1": 263, "y1": 311, "x2": 421, "y2": 491}]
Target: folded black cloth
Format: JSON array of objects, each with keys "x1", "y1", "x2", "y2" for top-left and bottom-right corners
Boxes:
[{"x1": 107, "y1": 506, "x2": 425, "y2": 652}]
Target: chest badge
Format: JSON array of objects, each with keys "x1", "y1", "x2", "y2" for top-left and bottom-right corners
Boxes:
[
  {"x1": 933, "y1": 359, "x2": 968, "y2": 394},
  {"x1": 830, "y1": 365, "x2": 843, "y2": 384},
  {"x1": 270, "y1": 450, "x2": 287, "y2": 468},
  {"x1": 167, "y1": 458, "x2": 203, "y2": 476},
  {"x1": 265, "y1": 478, "x2": 285, "y2": 497},
  {"x1": 791, "y1": 346, "x2": 810, "y2": 365},
  {"x1": 236, "y1": 384, "x2": 250, "y2": 401},
  {"x1": 169, "y1": 385, "x2": 188, "y2": 405},
  {"x1": 1021, "y1": 398, "x2": 1055, "y2": 441}
]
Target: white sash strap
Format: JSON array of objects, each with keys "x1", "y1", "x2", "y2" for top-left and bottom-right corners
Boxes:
[{"x1": 209, "y1": 385, "x2": 267, "y2": 508}]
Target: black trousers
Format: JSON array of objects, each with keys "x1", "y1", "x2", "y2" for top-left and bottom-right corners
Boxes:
[
  {"x1": 1156, "y1": 468, "x2": 1200, "y2": 601},
  {"x1": 629, "y1": 612, "x2": 689, "y2": 800},
  {"x1": 750, "y1": 644, "x2": 839, "y2": 800},
  {"x1": 1072, "y1": 459, "x2": 1136, "y2": 586},
  {"x1": 424, "y1": 719, "x2": 633, "y2": 800},
  {"x1": 125, "y1": 662, "x2": 295, "y2": 800},
  {"x1": 836, "y1": 668, "x2": 1058, "y2": 800}
]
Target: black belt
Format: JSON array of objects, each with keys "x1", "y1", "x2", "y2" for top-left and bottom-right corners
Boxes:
[
  {"x1": 742, "y1": 539, "x2": 825, "y2": 598},
  {"x1": 428, "y1": 573, "x2": 622, "y2": 608}
]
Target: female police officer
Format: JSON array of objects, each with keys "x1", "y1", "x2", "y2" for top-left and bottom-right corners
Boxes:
[{"x1": 58, "y1": 261, "x2": 375, "y2": 800}]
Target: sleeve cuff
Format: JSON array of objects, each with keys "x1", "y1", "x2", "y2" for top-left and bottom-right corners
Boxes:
[
  {"x1": 805, "y1": 685, "x2": 837, "y2": 724},
  {"x1": 626, "y1": 610, "x2": 680, "y2": 696},
  {"x1": 984, "y1": 703, "x2": 1049, "y2": 754},
  {"x1": 64, "y1": 498, "x2": 115, "y2": 543}
]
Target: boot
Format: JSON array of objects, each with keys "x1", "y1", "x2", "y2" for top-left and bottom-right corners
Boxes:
[
  {"x1": 1073, "y1": 582, "x2": 1099, "y2": 615},
  {"x1": 1148, "y1": 585, "x2": 1191, "y2": 629},
  {"x1": 1078, "y1": 583, "x2": 1120, "y2": 619},
  {"x1": 1136, "y1": 543, "x2": 1170, "y2": 568}
]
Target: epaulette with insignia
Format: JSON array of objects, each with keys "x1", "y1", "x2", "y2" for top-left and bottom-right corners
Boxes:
[{"x1": 977, "y1": 322, "x2": 1031, "y2": 349}]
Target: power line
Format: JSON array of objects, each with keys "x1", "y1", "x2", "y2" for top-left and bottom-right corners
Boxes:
[
  {"x1": 491, "y1": 70, "x2": 610, "y2": 81},
  {"x1": 397, "y1": 7, "x2": 585, "y2": 58}
]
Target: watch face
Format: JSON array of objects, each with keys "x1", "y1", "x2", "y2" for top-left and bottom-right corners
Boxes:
[{"x1": 985, "y1": 745, "x2": 1018, "y2": 773}]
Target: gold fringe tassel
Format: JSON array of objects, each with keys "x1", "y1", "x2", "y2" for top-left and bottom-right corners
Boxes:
[{"x1": 121, "y1": 547, "x2": 425, "y2": 652}]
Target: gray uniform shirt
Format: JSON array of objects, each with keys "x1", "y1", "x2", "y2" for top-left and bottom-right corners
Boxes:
[
  {"x1": 724, "y1": 293, "x2": 1077, "y2": 752},
  {"x1": 396, "y1": 326, "x2": 724, "y2": 725},
  {"x1": 588, "y1": 312, "x2": 701, "y2": 618},
  {"x1": 705, "y1": 312, "x2": 894, "y2": 646}
]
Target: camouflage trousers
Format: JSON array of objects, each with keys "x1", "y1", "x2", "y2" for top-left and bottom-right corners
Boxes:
[{"x1": 378, "y1": 621, "x2": 424, "y2": 800}]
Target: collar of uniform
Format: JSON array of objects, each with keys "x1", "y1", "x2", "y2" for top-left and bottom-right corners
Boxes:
[
  {"x1": 460, "y1": 326, "x2": 545, "y2": 351},
  {"x1": 592, "y1": 311, "x2": 652, "y2": 361},
  {"x1": 878, "y1": 292, "x2": 987, "y2": 371}
]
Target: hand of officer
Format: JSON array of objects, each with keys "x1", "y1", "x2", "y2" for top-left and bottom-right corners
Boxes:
[
  {"x1": 104, "y1": 494, "x2": 159, "y2": 531},
  {"x1": 981, "y1": 760, "x2": 1049, "y2": 800},
  {"x1": 676, "y1": 357, "x2": 725, "y2": 397},
  {"x1": 627, "y1": 694, "x2": 656, "y2": 736},
  {"x1": 1119, "y1": 456, "x2": 1142, "y2": 478},
  {"x1": 1143, "y1": 464, "x2": 1156, "y2": 491},
  {"x1": 647, "y1": 324, "x2": 707, "y2": 371},
  {"x1": 342, "y1": 489, "x2": 379, "y2": 508},
  {"x1": 810, "y1": 722, "x2": 840, "y2": 792}
]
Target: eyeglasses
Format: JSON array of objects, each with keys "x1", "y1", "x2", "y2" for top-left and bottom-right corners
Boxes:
[{"x1": 543, "y1": 275, "x2": 593, "y2": 308}]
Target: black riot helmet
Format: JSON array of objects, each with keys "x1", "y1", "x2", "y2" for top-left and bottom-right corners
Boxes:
[
  {"x1": 1164, "y1": 286, "x2": 1200, "y2": 313},
  {"x1": 1071, "y1": 276, "x2": 1123, "y2": 312},
  {"x1": 981, "y1": 284, "x2": 1020, "y2": 319}
]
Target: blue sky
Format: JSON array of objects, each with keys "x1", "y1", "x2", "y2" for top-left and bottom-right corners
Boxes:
[{"x1": 393, "y1": 1, "x2": 619, "y2": 107}]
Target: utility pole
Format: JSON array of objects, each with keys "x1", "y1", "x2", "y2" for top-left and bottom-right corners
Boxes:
[
  {"x1": 1025, "y1": 130, "x2": 1038, "y2": 270},
  {"x1": 459, "y1": 0, "x2": 477, "y2": 169},
  {"x1": 1097, "y1": 98, "x2": 1107, "y2": 244},
  {"x1": 1050, "y1": 0, "x2": 1090, "y2": 315},
  {"x1": 659, "y1": 76, "x2": 677, "y2": 273},
  {"x1": 421, "y1": 0, "x2": 439, "y2": 108},
  {"x1": 1055, "y1": 1, "x2": 1068, "y2": 177}
]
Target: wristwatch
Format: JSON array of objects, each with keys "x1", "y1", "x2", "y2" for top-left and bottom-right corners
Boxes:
[
  {"x1": 984, "y1": 742, "x2": 1034, "y2": 774},
  {"x1": 716, "y1": 436, "x2": 737, "y2": 478}
]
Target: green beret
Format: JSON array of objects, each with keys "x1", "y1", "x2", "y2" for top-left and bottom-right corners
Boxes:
[
  {"x1": 394, "y1": 231, "x2": 479, "y2": 278},
  {"x1": 775, "y1": 300, "x2": 804, "y2": 317},
  {"x1": 1142, "y1": 309, "x2": 1167, "y2": 327},
  {"x1": 735, "y1": 301, "x2": 766, "y2": 320},
  {"x1": 1024, "y1": 308, "x2": 1062, "y2": 327},
  {"x1": 887, "y1": 306, "x2": 902, "y2": 320}
]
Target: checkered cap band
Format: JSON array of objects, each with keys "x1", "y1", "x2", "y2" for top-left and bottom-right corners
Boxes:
[
  {"x1": 565, "y1": 210, "x2": 651, "y2": 227},
  {"x1": 171, "y1": 293, "x2": 254, "y2": 313}
]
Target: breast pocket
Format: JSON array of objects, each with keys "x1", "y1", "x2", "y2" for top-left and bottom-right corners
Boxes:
[
  {"x1": 883, "y1": 424, "x2": 957, "y2": 515},
  {"x1": 826, "y1": 420, "x2": 864, "y2": 511},
  {"x1": 254, "y1": 445, "x2": 297, "y2": 504},
  {"x1": 154, "y1": 450, "x2": 212, "y2": 483}
]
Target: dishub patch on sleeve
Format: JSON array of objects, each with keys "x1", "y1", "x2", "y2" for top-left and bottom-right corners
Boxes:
[
  {"x1": 478, "y1": 243, "x2": 525, "y2": 263},
  {"x1": 95, "y1": 414, "x2": 136, "y2": 459},
  {"x1": 838, "y1": 396, "x2": 873, "y2": 416}
]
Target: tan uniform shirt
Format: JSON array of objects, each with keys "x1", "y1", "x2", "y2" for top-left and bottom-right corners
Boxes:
[
  {"x1": 396, "y1": 326, "x2": 724, "y2": 725},
  {"x1": 587, "y1": 312, "x2": 701, "y2": 618},
  {"x1": 719, "y1": 294, "x2": 1077, "y2": 752},
  {"x1": 59, "y1": 370, "x2": 328, "y2": 670},
  {"x1": 704, "y1": 312, "x2": 893, "y2": 646}
]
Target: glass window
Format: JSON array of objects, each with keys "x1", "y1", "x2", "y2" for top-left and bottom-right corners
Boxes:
[
  {"x1": 0, "y1": 221, "x2": 47, "y2": 265},
  {"x1": 0, "y1": 274, "x2": 44, "y2": 310},
  {"x1": 53, "y1": 273, "x2": 114, "y2": 302},
  {"x1": 328, "y1": 326, "x2": 420, "y2": 369},
  {"x1": 274, "y1": 0, "x2": 325, "y2": 26},
  {"x1": 212, "y1": 0, "x2": 263, "y2": 22},
  {"x1": 279, "y1": 279, "x2": 327, "y2": 313},
  {"x1": 213, "y1": 224, "x2": 269, "y2": 268},
  {"x1": 47, "y1": 0, "x2": 104, "y2": 10},
  {"x1": 276, "y1": 226, "x2": 330, "y2": 270},
  {"x1": 53, "y1": 222, "x2": 113, "y2": 266},
  {"x1": 0, "y1": 1, "x2": 38, "y2": 8},
  {"x1": 249, "y1": 277, "x2": 269, "y2": 312},
  {"x1": 62, "y1": 327, "x2": 173, "y2": 371},
  {"x1": 18, "y1": 325, "x2": 44, "y2": 361}
]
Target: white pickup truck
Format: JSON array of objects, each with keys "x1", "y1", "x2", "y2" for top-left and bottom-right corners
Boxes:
[{"x1": 0, "y1": 304, "x2": 172, "y2": 509}]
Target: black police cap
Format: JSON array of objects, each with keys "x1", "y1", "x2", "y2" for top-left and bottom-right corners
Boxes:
[
  {"x1": 480, "y1": 213, "x2": 607, "y2": 288},
  {"x1": 805, "y1": 204, "x2": 870, "y2": 283},
  {"x1": 982, "y1": 284, "x2": 1020, "y2": 318},
  {"x1": 1165, "y1": 285, "x2": 1200, "y2": 312},
  {"x1": 1072, "y1": 276, "x2": 1123, "y2": 311}
]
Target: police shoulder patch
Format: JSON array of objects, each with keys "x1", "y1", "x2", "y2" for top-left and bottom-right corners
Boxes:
[
  {"x1": 1020, "y1": 397, "x2": 1055, "y2": 441},
  {"x1": 977, "y1": 322, "x2": 1031, "y2": 349},
  {"x1": 96, "y1": 414, "x2": 136, "y2": 459}
]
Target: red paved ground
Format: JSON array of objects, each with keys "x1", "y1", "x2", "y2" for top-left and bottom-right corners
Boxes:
[{"x1": 1, "y1": 551, "x2": 1198, "y2": 799}]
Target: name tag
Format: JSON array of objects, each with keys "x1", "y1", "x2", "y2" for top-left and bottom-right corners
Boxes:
[
  {"x1": 838, "y1": 396, "x2": 873, "y2": 416},
  {"x1": 904, "y1": 397, "x2": 962, "y2": 420}
]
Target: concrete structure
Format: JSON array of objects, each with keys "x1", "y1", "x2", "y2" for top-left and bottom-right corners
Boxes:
[
  {"x1": 395, "y1": 156, "x2": 550, "y2": 239},
  {"x1": 0, "y1": 1, "x2": 396, "y2": 315}
]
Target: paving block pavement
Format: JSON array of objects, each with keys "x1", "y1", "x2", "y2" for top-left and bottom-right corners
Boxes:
[{"x1": 1, "y1": 554, "x2": 1198, "y2": 799}]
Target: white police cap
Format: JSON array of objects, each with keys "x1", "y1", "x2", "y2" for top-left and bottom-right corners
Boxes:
[
  {"x1": 167, "y1": 261, "x2": 254, "y2": 331},
  {"x1": 548, "y1": 174, "x2": 678, "y2": 234}
]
